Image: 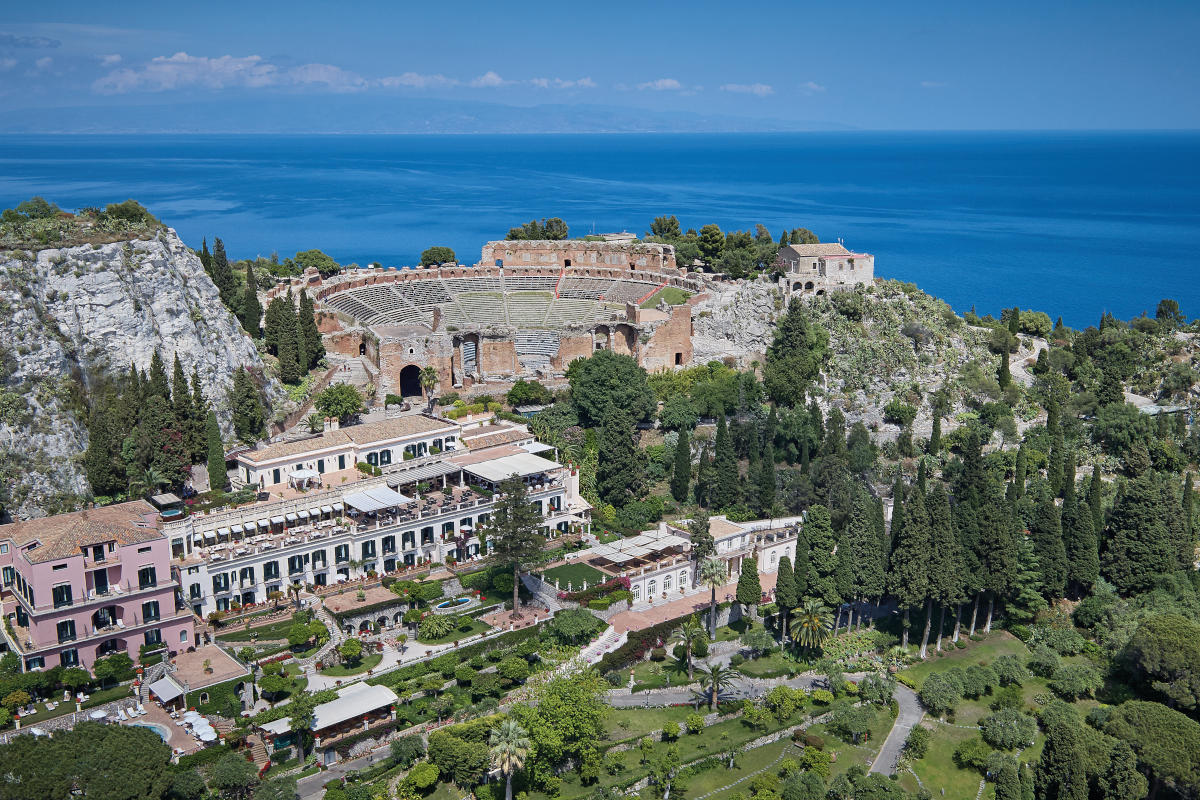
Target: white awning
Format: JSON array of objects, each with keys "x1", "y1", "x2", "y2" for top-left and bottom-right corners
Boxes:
[
  {"x1": 232, "y1": 524, "x2": 245, "y2": 534},
  {"x1": 270, "y1": 516, "x2": 285, "y2": 525},
  {"x1": 520, "y1": 441, "x2": 555, "y2": 454},
  {"x1": 332, "y1": 502, "x2": 344, "y2": 513},
  {"x1": 217, "y1": 527, "x2": 231, "y2": 538},
  {"x1": 320, "y1": 505, "x2": 333, "y2": 515},
  {"x1": 204, "y1": 530, "x2": 217, "y2": 542},
  {"x1": 289, "y1": 469, "x2": 319, "y2": 480},
  {"x1": 192, "y1": 533, "x2": 205, "y2": 544},
  {"x1": 148, "y1": 677, "x2": 183, "y2": 702},
  {"x1": 258, "y1": 518, "x2": 270, "y2": 528},
  {"x1": 255, "y1": 682, "x2": 398, "y2": 736},
  {"x1": 310, "y1": 507, "x2": 323, "y2": 517},
  {"x1": 285, "y1": 513, "x2": 298, "y2": 523},
  {"x1": 297, "y1": 509, "x2": 310, "y2": 519},
  {"x1": 464, "y1": 452, "x2": 562, "y2": 484},
  {"x1": 343, "y1": 487, "x2": 412, "y2": 514}
]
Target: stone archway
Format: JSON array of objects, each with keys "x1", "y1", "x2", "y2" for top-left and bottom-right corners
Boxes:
[{"x1": 399, "y1": 364, "x2": 422, "y2": 397}]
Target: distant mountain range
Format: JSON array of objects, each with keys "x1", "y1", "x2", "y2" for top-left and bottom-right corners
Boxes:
[{"x1": 0, "y1": 96, "x2": 852, "y2": 134}]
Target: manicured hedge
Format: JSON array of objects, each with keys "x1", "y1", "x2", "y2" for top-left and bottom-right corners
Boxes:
[
  {"x1": 367, "y1": 624, "x2": 545, "y2": 690},
  {"x1": 598, "y1": 611, "x2": 693, "y2": 671}
]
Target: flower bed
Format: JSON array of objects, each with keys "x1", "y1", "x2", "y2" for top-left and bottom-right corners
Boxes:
[{"x1": 556, "y1": 576, "x2": 630, "y2": 604}]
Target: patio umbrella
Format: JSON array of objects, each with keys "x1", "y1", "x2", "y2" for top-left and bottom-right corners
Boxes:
[
  {"x1": 89, "y1": 709, "x2": 108, "y2": 721},
  {"x1": 29, "y1": 728, "x2": 47, "y2": 737},
  {"x1": 184, "y1": 711, "x2": 201, "y2": 721},
  {"x1": 198, "y1": 729, "x2": 217, "y2": 742}
]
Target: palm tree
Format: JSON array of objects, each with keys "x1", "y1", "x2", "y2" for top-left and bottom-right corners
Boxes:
[
  {"x1": 790, "y1": 599, "x2": 833, "y2": 655},
  {"x1": 697, "y1": 557, "x2": 727, "y2": 638},
  {"x1": 288, "y1": 582, "x2": 303, "y2": 610},
  {"x1": 130, "y1": 466, "x2": 169, "y2": 498},
  {"x1": 669, "y1": 615, "x2": 705, "y2": 681},
  {"x1": 419, "y1": 366, "x2": 439, "y2": 412},
  {"x1": 489, "y1": 718, "x2": 532, "y2": 800},
  {"x1": 696, "y1": 662, "x2": 739, "y2": 710}
]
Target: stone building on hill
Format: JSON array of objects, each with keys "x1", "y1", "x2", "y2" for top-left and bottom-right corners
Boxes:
[{"x1": 776, "y1": 242, "x2": 874, "y2": 295}]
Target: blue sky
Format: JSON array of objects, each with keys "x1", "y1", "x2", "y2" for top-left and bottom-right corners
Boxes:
[{"x1": 1, "y1": 0, "x2": 1198, "y2": 131}]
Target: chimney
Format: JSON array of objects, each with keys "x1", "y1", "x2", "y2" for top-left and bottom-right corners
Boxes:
[{"x1": 328, "y1": 417, "x2": 339, "y2": 432}]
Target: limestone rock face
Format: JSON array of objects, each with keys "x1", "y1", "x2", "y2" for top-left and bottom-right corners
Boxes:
[
  {"x1": 690, "y1": 280, "x2": 783, "y2": 366},
  {"x1": 0, "y1": 228, "x2": 283, "y2": 519}
]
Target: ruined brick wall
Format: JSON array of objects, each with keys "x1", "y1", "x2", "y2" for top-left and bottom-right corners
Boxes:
[
  {"x1": 639, "y1": 306, "x2": 694, "y2": 372},
  {"x1": 552, "y1": 335, "x2": 593, "y2": 371},
  {"x1": 479, "y1": 339, "x2": 519, "y2": 377},
  {"x1": 379, "y1": 335, "x2": 454, "y2": 395},
  {"x1": 479, "y1": 240, "x2": 677, "y2": 271}
]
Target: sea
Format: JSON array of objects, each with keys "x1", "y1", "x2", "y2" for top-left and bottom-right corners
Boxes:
[{"x1": 2, "y1": 131, "x2": 1198, "y2": 328}]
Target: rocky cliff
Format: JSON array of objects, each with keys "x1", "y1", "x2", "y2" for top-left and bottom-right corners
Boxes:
[{"x1": 0, "y1": 228, "x2": 282, "y2": 519}]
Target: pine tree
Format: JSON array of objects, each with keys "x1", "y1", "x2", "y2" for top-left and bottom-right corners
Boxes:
[
  {"x1": 804, "y1": 504, "x2": 839, "y2": 609},
  {"x1": 147, "y1": 350, "x2": 170, "y2": 401},
  {"x1": 1100, "y1": 741, "x2": 1148, "y2": 800},
  {"x1": 199, "y1": 237, "x2": 212, "y2": 275},
  {"x1": 670, "y1": 428, "x2": 691, "y2": 503},
  {"x1": 889, "y1": 485, "x2": 931, "y2": 651},
  {"x1": 231, "y1": 367, "x2": 264, "y2": 444},
  {"x1": 1031, "y1": 492, "x2": 1068, "y2": 599},
  {"x1": 927, "y1": 484, "x2": 965, "y2": 652},
  {"x1": 1034, "y1": 721, "x2": 1088, "y2": 800},
  {"x1": 241, "y1": 260, "x2": 263, "y2": 338},
  {"x1": 298, "y1": 290, "x2": 324, "y2": 368},
  {"x1": 712, "y1": 414, "x2": 738, "y2": 510},
  {"x1": 998, "y1": 349, "x2": 1012, "y2": 388},
  {"x1": 995, "y1": 759, "x2": 1021, "y2": 800},
  {"x1": 211, "y1": 236, "x2": 237, "y2": 308},
  {"x1": 736, "y1": 558, "x2": 762, "y2": 621},
  {"x1": 597, "y1": 407, "x2": 645, "y2": 507},
  {"x1": 205, "y1": 409, "x2": 227, "y2": 493},
  {"x1": 775, "y1": 555, "x2": 797, "y2": 640}
]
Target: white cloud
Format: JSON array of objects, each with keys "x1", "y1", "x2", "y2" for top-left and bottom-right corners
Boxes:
[
  {"x1": 467, "y1": 70, "x2": 508, "y2": 88},
  {"x1": 377, "y1": 71, "x2": 458, "y2": 89},
  {"x1": 920, "y1": 80, "x2": 947, "y2": 89},
  {"x1": 99, "y1": 54, "x2": 122, "y2": 66},
  {"x1": 92, "y1": 52, "x2": 366, "y2": 94},
  {"x1": 720, "y1": 82, "x2": 774, "y2": 97},
  {"x1": 529, "y1": 76, "x2": 596, "y2": 89},
  {"x1": 800, "y1": 81, "x2": 826, "y2": 94},
  {"x1": 34, "y1": 57, "x2": 53, "y2": 71},
  {"x1": 0, "y1": 33, "x2": 60, "y2": 48},
  {"x1": 0, "y1": 58, "x2": 15, "y2": 71},
  {"x1": 637, "y1": 77, "x2": 682, "y2": 91}
]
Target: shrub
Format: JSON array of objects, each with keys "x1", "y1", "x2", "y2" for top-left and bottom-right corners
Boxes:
[
  {"x1": 1049, "y1": 664, "x2": 1103, "y2": 700},
  {"x1": 980, "y1": 708, "x2": 1037, "y2": 750},
  {"x1": 904, "y1": 726, "x2": 932, "y2": 760},
  {"x1": 961, "y1": 664, "x2": 998, "y2": 699},
  {"x1": 404, "y1": 762, "x2": 440, "y2": 793},
  {"x1": 1029, "y1": 625, "x2": 1085, "y2": 656},
  {"x1": 730, "y1": 653, "x2": 745, "y2": 667},
  {"x1": 454, "y1": 665, "x2": 475, "y2": 686},
  {"x1": 810, "y1": 689, "x2": 835, "y2": 705},
  {"x1": 1027, "y1": 644, "x2": 1061, "y2": 678},
  {"x1": 649, "y1": 647, "x2": 667, "y2": 662},
  {"x1": 989, "y1": 685, "x2": 1024, "y2": 711},
  {"x1": 685, "y1": 713, "x2": 705, "y2": 734},
  {"x1": 497, "y1": 656, "x2": 530, "y2": 683},
  {"x1": 952, "y1": 736, "x2": 993, "y2": 773},
  {"x1": 883, "y1": 399, "x2": 917, "y2": 427},
  {"x1": 918, "y1": 672, "x2": 963, "y2": 717},
  {"x1": 992, "y1": 654, "x2": 1029, "y2": 686}
]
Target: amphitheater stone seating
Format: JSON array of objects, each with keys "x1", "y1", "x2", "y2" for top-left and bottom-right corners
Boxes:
[
  {"x1": 396, "y1": 280, "x2": 450, "y2": 308},
  {"x1": 514, "y1": 331, "x2": 559, "y2": 357},
  {"x1": 449, "y1": 292, "x2": 508, "y2": 326},
  {"x1": 543, "y1": 298, "x2": 599, "y2": 327},
  {"x1": 605, "y1": 280, "x2": 661, "y2": 305},
  {"x1": 506, "y1": 292, "x2": 553, "y2": 327},
  {"x1": 443, "y1": 276, "x2": 503, "y2": 295},
  {"x1": 558, "y1": 276, "x2": 618, "y2": 300},
  {"x1": 502, "y1": 274, "x2": 559, "y2": 293}
]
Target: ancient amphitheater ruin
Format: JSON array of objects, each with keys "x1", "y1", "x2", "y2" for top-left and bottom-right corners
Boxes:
[{"x1": 264, "y1": 240, "x2": 708, "y2": 400}]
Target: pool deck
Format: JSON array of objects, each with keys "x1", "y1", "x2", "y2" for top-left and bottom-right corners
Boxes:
[{"x1": 122, "y1": 704, "x2": 201, "y2": 754}]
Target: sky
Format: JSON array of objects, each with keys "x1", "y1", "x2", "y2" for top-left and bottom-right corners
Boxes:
[{"x1": 0, "y1": 0, "x2": 1198, "y2": 132}]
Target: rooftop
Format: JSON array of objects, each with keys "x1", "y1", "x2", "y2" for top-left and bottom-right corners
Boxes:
[
  {"x1": 0, "y1": 500, "x2": 161, "y2": 564},
  {"x1": 241, "y1": 415, "x2": 457, "y2": 464},
  {"x1": 259, "y1": 681, "x2": 398, "y2": 736},
  {"x1": 172, "y1": 644, "x2": 248, "y2": 691},
  {"x1": 782, "y1": 243, "x2": 850, "y2": 257}
]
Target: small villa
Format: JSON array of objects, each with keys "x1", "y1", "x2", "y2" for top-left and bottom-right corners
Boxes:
[{"x1": 258, "y1": 681, "x2": 399, "y2": 765}]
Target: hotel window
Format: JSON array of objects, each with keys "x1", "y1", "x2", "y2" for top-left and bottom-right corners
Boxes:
[
  {"x1": 664, "y1": 575, "x2": 673, "y2": 592},
  {"x1": 189, "y1": 583, "x2": 201, "y2": 599},
  {"x1": 338, "y1": 455, "x2": 346, "y2": 470},
  {"x1": 25, "y1": 657, "x2": 44, "y2": 671},
  {"x1": 421, "y1": 527, "x2": 434, "y2": 544},
  {"x1": 52, "y1": 584, "x2": 73, "y2": 609},
  {"x1": 679, "y1": 570, "x2": 689, "y2": 589},
  {"x1": 180, "y1": 629, "x2": 188, "y2": 643},
  {"x1": 648, "y1": 579, "x2": 657, "y2": 595},
  {"x1": 632, "y1": 584, "x2": 641, "y2": 600},
  {"x1": 213, "y1": 574, "x2": 229, "y2": 593},
  {"x1": 361, "y1": 541, "x2": 376, "y2": 560},
  {"x1": 263, "y1": 561, "x2": 279, "y2": 580},
  {"x1": 144, "y1": 629, "x2": 162, "y2": 646},
  {"x1": 137, "y1": 566, "x2": 156, "y2": 589},
  {"x1": 335, "y1": 544, "x2": 349, "y2": 563},
  {"x1": 1, "y1": 566, "x2": 13, "y2": 586},
  {"x1": 382, "y1": 535, "x2": 396, "y2": 554},
  {"x1": 312, "y1": 550, "x2": 327, "y2": 567},
  {"x1": 317, "y1": 458, "x2": 325, "y2": 474},
  {"x1": 379, "y1": 449, "x2": 392, "y2": 466},
  {"x1": 367, "y1": 452, "x2": 378, "y2": 467},
  {"x1": 441, "y1": 522, "x2": 454, "y2": 537},
  {"x1": 57, "y1": 620, "x2": 76, "y2": 643},
  {"x1": 142, "y1": 600, "x2": 160, "y2": 622},
  {"x1": 289, "y1": 555, "x2": 305, "y2": 575},
  {"x1": 59, "y1": 649, "x2": 79, "y2": 667}
]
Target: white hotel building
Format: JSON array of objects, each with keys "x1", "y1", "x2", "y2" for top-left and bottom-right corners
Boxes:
[{"x1": 167, "y1": 416, "x2": 588, "y2": 618}]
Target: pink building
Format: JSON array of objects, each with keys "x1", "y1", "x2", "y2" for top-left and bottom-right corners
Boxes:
[{"x1": 0, "y1": 500, "x2": 193, "y2": 672}]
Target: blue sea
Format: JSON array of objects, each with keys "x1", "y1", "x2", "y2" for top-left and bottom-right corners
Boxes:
[{"x1": 2, "y1": 132, "x2": 1198, "y2": 327}]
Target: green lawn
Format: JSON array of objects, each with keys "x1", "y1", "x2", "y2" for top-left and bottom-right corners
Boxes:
[
  {"x1": 417, "y1": 617, "x2": 492, "y2": 645},
  {"x1": 692, "y1": 739, "x2": 798, "y2": 800},
  {"x1": 318, "y1": 652, "x2": 383, "y2": 676},
  {"x1": 910, "y1": 721, "x2": 984, "y2": 799},
  {"x1": 2, "y1": 684, "x2": 132, "y2": 730},
  {"x1": 735, "y1": 651, "x2": 799, "y2": 678},
  {"x1": 630, "y1": 660, "x2": 694, "y2": 692},
  {"x1": 542, "y1": 563, "x2": 606, "y2": 590},
  {"x1": 640, "y1": 286, "x2": 692, "y2": 308},
  {"x1": 602, "y1": 706, "x2": 696, "y2": 744},
  {"x1": 216, "y1": 613, "x2": 321, "y2": 643},
  {"x1": 897, "y1": 631, "x2": 1026, "y2": 689}
]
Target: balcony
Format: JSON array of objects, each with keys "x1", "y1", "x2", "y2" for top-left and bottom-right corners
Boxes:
[{"x1": 8, "y1": 609, "x2": 191, "y2": 654}]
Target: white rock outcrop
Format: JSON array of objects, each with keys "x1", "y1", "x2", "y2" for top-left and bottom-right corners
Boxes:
[{"x1": 0, "y1": 228, "x2": 282, "y2": 519}]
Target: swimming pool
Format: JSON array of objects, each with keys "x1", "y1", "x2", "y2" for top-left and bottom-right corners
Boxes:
[{"x1": 131, "y1": 721, "x2": 171, "y2": 742}]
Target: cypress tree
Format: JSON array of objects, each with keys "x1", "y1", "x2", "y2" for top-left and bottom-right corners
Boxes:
[
  {"x1": 597, "y1": 407, "x2": 645, "y2": 507},
  {"x1": 927, "y1": 484, "x2": 965, "y2": 653},
  {"x1": 693, "y1": 443, "x2": 713, "y2": 507},
  {"x1": 199, "y1": 237, "x2": 212, "y2": 275},
  {"x1": 211, "y1": 236, "x2": 236, "y2": 307},
  {"x1": 712, "y1": 414, "x2": 738, "y2": 510},
  {"x1": 1101, "y1": 472, "x2": 1175, "y2": 594},
  {"x1": 775, "y1": 555, "x2": 797, "y2": 639},
  {"x1": 277, "y1": 291, "x2": 305, "y2": 385},
  {"x1": 1008, "y1": 307, "x2": 1021, "y2": 335},
  {"x1": 889, "y1": 475, "x2": 905, "y2": 555},
  {"x1": 1062, "y1": 464, "x2": 1099, "y2": 597},
  {"x1": 1087, "y1": 465, "x2": 1104, "y2": 534},
  {"x1": 756, "y1": 437, "x2": 777, "y2": 516},
  {"x1": 231, "y1": 367, "x2": 264, "y2": 444},
  {"x1": 189, "y1": 366, "x2": 208, "y2": 460},
  {"x1": 980, "y1": 488, "x2": 1019, "y2": 631},
  {"x1": 241, "y1": 260, "x2": 263, "y2": 338},
  {"x1": 889, "y1": 485, "x2": 931, "y2": 651},
  {"x1": 1013, "y1": 444, "x2": 1027, "y2": 499},
  {"x1": 792, "y1": 525, "x2": 809, "y2": 598},
  {"x1": 822, "y1": 408, "x2": 846, "y2": 457},
  {"x1": 1034, "y1": 721, "x2": 1088, "y2": 800},
  {"x1": 735, "y1": 557, "x2": 762, "y2": 621},
  {"x1": 1184, "y1": 472, "x2": 1195, "y2": 545},
  {"x1": 147, "y1": 350, "x2": 170, "y2": 401},
  {"x1": 205, "y1": 409, "x2": 227, "y2": 493},
  {"x1": 1031, "y1": 492, "x2": 1067, "y2": 599},
  {"x1": 670, "y1": 428, "x2": 691, "y2": 503},
  {"x1": 998, "y1": 349, "x2": 1012, "y2": 389},
  {"x1": 1100, "y1": 741, "x2": 1148, "y2": 800},
  {"x1": 804, "y1": 504, "x2": 839, "y2": 609},
  {"x1": 84, "y1": 400, "x2": 123, "y2": 497},
  {"x1": 915, "y1": 458, "x2": 927, "y2": 495},
  {"x1": 779, "y1": 229, "x2": 789, "y2": 246},
  {"x1": 929, "y1": 413, "x2": 941, "y2": 454},
  {"x1": 263, "y1": 295, "x2": 289, "y2": 355},
  {"x1": 843, "y1": 489, "x2": 887, "y2": 634},
  {"x1": 833, "y1": 528, "x2": 853, "y2": 634},
  {"x1": 1020, "y1": 762, "x2": 1035, "y2": 800},
  {"x1": 171, "y1": 354, "x2": 191, "y2": 433},
  {"x1": 1047, "y1": 417, "x2": 1065, "y2": 497},
  {"x1": 995, "y1": 759, "x2": 1021, "y2": 800},
  {"x1": 298, "y1": 289, "x2": 324, "y2": 368}
]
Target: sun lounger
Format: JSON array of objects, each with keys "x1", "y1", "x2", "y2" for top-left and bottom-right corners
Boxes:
[
  {"x1": 116, "y1": 707, "x2": 128, "y2": 721},
  {"x1": 136, "y1": 703, "x2": 147, "y2": 716}
]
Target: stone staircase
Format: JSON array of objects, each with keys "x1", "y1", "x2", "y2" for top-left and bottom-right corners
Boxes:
[
  {"x1": 299, "y1": 603, "x2": 347, "y2": 668},
  {"x1": 248, "y1": 732, "x2": 270, "y2": 766},
  {"x1": 521, "y1": 573, "x2": 565, "y2": 613}
]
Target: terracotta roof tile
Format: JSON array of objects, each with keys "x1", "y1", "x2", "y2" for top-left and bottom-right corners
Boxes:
[{"x1": 1, "y1": 500, "x2": 161, "y2": 564}]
